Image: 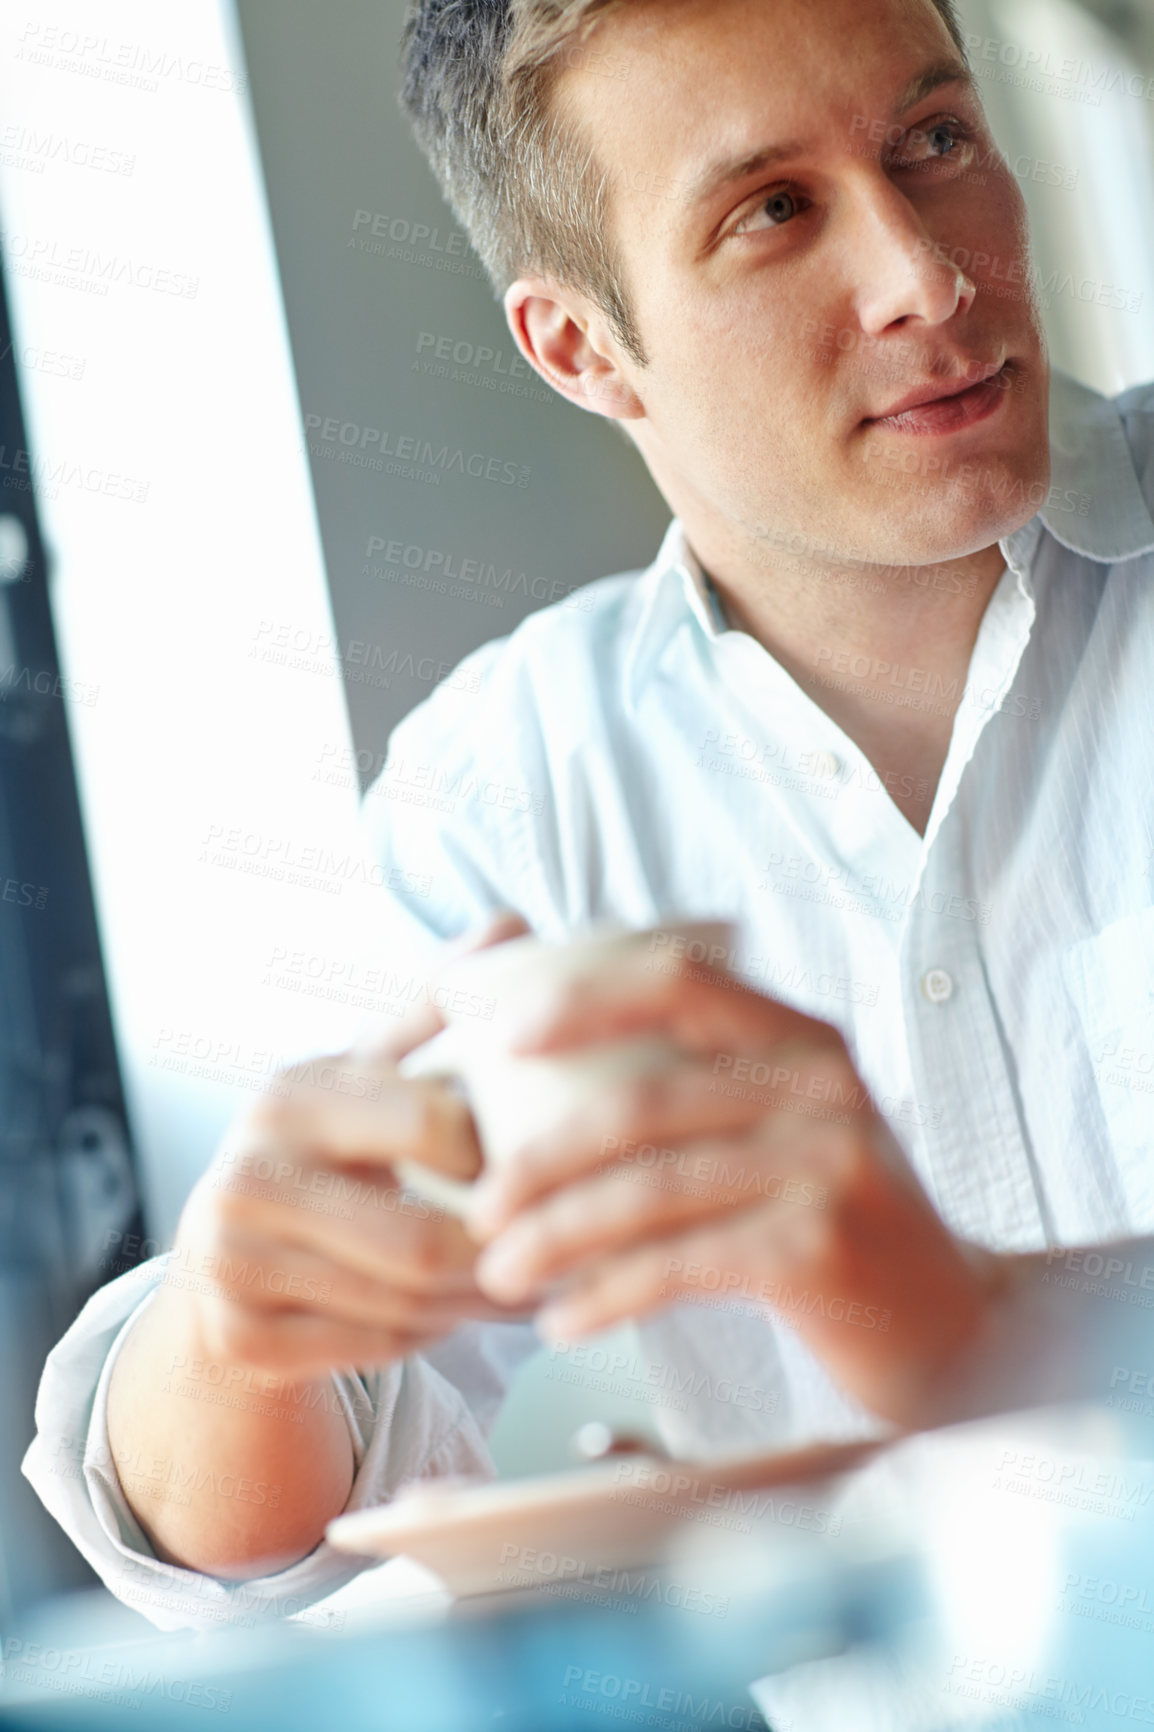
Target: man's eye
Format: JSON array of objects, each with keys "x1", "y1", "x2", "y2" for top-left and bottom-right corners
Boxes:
[
  {"x1": 733, "y1": 188, "x2": 807, "y2": 236},
  {"x1": 892, "y1": 118, "x2": 972, "y2": 168}
]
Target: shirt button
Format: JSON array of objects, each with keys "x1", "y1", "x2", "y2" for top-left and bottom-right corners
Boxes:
[
  {"x1": 921, "y1": 968, "x2": 955, "y2": 1004},
  {"x1": 811, "y1": 752, "x2": 840, "y2": 781}
]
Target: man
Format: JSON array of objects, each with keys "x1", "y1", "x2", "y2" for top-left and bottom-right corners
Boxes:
[{"x1": 25, "y1": 0, "x2": 1154, "y2": 1656}]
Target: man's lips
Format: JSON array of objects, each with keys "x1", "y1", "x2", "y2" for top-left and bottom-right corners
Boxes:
[{"x1": 862, "y1": 360, "x2": 1011, "y2": 435}]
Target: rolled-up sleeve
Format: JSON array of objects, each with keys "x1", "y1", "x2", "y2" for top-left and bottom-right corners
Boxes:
[{"x1": 22, "y1": 1255, "x2": 532, "y2": 1631}]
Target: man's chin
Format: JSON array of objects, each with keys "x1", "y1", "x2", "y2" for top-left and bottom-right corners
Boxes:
[{"x1": 842, "y1": 462, "x2": 1053, "y2": 570}]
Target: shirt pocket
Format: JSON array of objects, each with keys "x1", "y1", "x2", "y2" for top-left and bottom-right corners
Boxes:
[{"x1": 1063, "y1": 906, "x2": 1154, "y2": 1218}]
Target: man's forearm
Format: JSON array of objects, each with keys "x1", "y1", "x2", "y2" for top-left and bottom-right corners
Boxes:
[{"x1": 106, "y1": 1284, "x2": 355, "y2": 1580}]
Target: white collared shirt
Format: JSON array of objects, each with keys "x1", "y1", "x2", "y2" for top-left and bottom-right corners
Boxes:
[{"x1": 24, "y1": 367, "x2": 1154, "y2": 1632}]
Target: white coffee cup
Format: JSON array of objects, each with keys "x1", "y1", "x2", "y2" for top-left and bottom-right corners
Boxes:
[{"x1": 395, "y1": 919, "x2": 737, "y2": 1216}]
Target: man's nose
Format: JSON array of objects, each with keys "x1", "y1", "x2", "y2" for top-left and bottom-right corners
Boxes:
[{"x1": 845, "y1": 172, "x2": 977, "y2": 336}]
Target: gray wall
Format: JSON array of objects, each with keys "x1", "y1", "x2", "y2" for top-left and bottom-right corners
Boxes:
[{"x1": 235, "y1": 0, "x2": 671, "y2": 791}]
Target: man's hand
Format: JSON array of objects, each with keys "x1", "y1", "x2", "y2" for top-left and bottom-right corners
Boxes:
[
  {"x1": 466, "y1": 940, "x2": 1006, "y2": 1430},
  {"x1": 166, "y1": 912, "x2": 533, "y2": 1379},
  {"x1": 106, "y1": 913, "x2": 531, "y2": 1578}
]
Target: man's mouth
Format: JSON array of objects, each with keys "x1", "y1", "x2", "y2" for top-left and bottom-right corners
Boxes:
[{"x1": 862, "y1": 360, "x2": 1012, "y2": 436}]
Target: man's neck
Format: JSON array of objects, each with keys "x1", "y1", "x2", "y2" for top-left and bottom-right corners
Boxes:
[{"x1": 701, "y1": 539, "x2": 1009, "y2": 838}]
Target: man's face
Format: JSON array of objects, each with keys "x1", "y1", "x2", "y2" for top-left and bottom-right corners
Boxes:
[{"x1": 558, "y1": 0, "x2": 1051, "y2": 572}]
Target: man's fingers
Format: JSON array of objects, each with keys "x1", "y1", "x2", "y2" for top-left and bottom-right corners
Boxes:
[
  {"x1": 534, "y1": 1233, "x2": 702, "y2": 1341},
  {"x1": 280, "y1": 1248, "x2": 525, "y2": 1333},
  {"x1": 366, "y1": 911, "x2": 532, "y2": 1064},
  {"x1": 241, "y1": 1066, "x2": 484, "y2": 1180},
  {"x1": 186, "y1": 1238, "x2": 473, "y2": 1334},
  {"x1": 500, "y1": 947, "x2": 836, "y2": 1058},
  {"x1": 467, "y1": 1058, "x2": 814, "y2": 1235},
  {"x1": 243, "y1": 1182, "x2": 485, "y2": 1297},
  {"x1": 534, "y1": 1209, "x2": 788, "y2": 1341},
  {"x1": 179, "y1": 1191, "x2": 531, "y2": 1350},
  {"x1": 197, "y1": 1149, "x2": 485, "y2": 1296},
  {"x1": 474, "y1": 1130, "x2": 800, "y2": 1301}
]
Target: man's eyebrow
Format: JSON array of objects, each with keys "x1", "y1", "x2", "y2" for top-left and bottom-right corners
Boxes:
[
  {"x1": 683, "y1": 57, "x2": 975, "y2": 209},
  {"x1": 895, "y1": 56, "x2": 975, "y2": 114}
]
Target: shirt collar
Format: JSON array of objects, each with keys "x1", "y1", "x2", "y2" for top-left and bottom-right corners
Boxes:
[
  {"x1": 1019, "y1": 365, "x2": 1154, "y2": 564},
  {"x1": 624, "y1": 365, "x2": 1154, "y2": 706}
]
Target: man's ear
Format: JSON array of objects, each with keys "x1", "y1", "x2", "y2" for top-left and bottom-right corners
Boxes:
[{"x1": 504, "y1": 277, "x2": 645, "y2": 422}]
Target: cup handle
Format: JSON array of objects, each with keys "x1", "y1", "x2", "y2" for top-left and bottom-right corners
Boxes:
[{"x1": 394, "y1": 1027, "x2": 477, "y2": 1218}]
